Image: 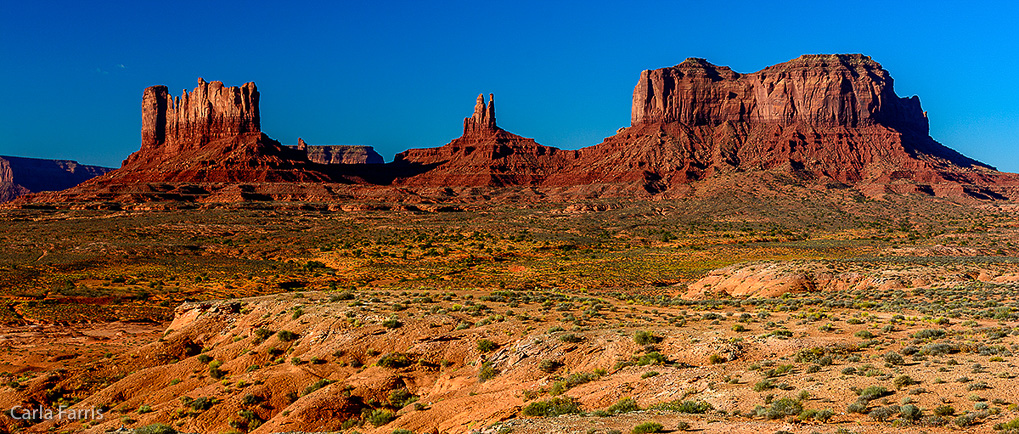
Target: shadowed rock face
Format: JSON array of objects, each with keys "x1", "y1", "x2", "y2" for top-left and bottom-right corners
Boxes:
[{"x1": 0, "y1": 156, "x2": 112, "y2": 202}]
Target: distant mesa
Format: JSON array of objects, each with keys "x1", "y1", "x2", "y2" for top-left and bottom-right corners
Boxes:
[
  {"x1": 0, "y1": 156, "x2": 112, "y2": 202},
  {"x1": 11, "y1": 55, "x2": 1019, "y2": 206},
  {"x1": 287, "y1": 138, "x2": 384, "y2": 165}
]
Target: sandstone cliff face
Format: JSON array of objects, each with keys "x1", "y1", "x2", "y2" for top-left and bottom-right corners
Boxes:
[
  {"x1": 631, "y1": 54, "x2": 928, "y2": 132},
  {"x1": 394, "y1": 94, "x2": 573, "y2": 187},
  {"x1": 0, "y1": 156, "x2": 112, "y2": 202}
]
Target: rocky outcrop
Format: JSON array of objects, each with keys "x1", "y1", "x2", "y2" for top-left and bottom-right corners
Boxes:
[
  {"x1": 288, "y1": 138, "x2": 385, "y2": 164},
  {"x1": 0, "y1": 156, "x2": 112, "y2": 202},
  {"x1": 393, "y1": 94, "x2": 573, "y2": 187}
]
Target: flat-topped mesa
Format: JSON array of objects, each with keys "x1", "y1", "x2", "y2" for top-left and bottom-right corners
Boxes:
[
  {"x1": 631, "y1": 54, "x2": 929, "y2": 133},
  {"x1": 137, "y1": 78, "x2": 260, "y2": 162},
  {"x1": 463, "y1": 93, "x2": 498, "y2": 136}
]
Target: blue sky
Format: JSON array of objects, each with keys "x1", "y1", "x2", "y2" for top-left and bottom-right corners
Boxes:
[{"x1": 1, "y1": 0, "x2": 1017, "y2": 171}]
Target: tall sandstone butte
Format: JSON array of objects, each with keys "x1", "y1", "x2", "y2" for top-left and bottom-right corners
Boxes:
[
  {"x1": 106, "y1": 78, "x2": 327, "y2": 185},
  {"x1": 132, "y1": 78, "x2": 260, "y2": 165},
  {"x1": 546, "y1": 54, "x2": 1015, "y2": 199}
]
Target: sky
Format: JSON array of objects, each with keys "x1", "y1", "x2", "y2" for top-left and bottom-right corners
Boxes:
[{"x1": 1, "y1": 0, "x2": 1018, "y2": 171}]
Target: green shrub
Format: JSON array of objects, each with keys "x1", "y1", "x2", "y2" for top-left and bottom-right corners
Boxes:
[
  {"x1": 884, "y1": 352, "x2": 905, "y2": 365},
  {"x1": 559, "y1": 333, "x2": 583, "y2": 343},
  {"x1": 197, "y1": 354, "x2": 212, "y2": 364},
  {"x1": 650, "y1": 400, "x2": 713, "y2": 413},
  {"x1": 377, "y1": 352, "x2": 413, "y2": 368},
  {"x1": 857, "y1": 385, "x2": 891, "y2": 402},
  {"x1": 476, "y1": 339, "x2": 497, "y2": 353},
  {"x1": 521, "y1": 397, "x2": 581, "y2": 417},
  {"x1": 478, "y1": 361, "x2": 499, "y2": 382},
  {"x1": 855, "y1": 330, "x2": 875, "y2": 339},
  {"x1": 241, "y1": 394, "x2": 263, "y2": 406},
  {"x1": 389, "y1": 389, "x2": 417, "y2": 408},
  {"x1": 913, "y1": 329, "x2": 946, "y2": 340},
  {"x1": 302, "y1": 379, "x2": 333, "y2": 396},
  {"x1": 900, "y1": 404, "x2": 922, "y2": 421},
  {"x1": 757, "y1": 397, "x2": 802, "y2": 420},
  {"x1": 253, "y1": 328, "x2": 273, "y2": 341},
  {"x1": 549, "y1": 371, "x2": 599, "y2": 395},
  {"x1": 135, "y1": 424, "x2": 177, "y2": 434},
  {"x1": 382, "y1": 317, "x2": 402, "y2": 329},
  {"x1": 934, "y1": 405, "x2": 955, "y2": 416},
  {"x1": 208, "y1": 360, "x2": 225, "y2": 379},
  {"x1": 753, "y1": 379, "x2": 775, "y2": 392},
  {"x1": 367, "y1": 409, "x2": 396, "y2": 426},
  {"x1": 636, "y1": 351, "x2": 667, "y2": 366},
  {"x1": 277, "y1": 330, "x2": 299, "y2": 341},
  {"x1": 634, "y1": 330, "x2": 662, "y2": 345},
  {"x1": 995, "y1": 417, "x2": 1019, "y2": 431},
  {"x1": 631, "y1": 422, "x2": 664, "y2": 434},
  {"x1": 605, "y1": 397, "x2": 640, "y2": 414},
  {"x1": 391, "y1": 429, "x2": 414, "y2": 434},
  {"x1": 538, "y1": 359, "x2": 561, "y2": 373},
  {"x1": 894, "y1": 375, "x2": 918, "y2": 389},
  {"x1": 868, "y1": 406, "x2": 895, "y2": 422}
]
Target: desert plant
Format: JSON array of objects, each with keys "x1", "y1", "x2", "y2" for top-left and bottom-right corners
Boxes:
[
  {"x1": 604, "y1": 397, "x2": 640, "y2": 414},
  {"x1": 367, "y1": 409, "x2": 396, "y2": 426},
  {"x1": 521, "y1": 397, "x2": 581, "y2": 417},
  {"x1": 634, "y1": 330, "x2": 662, "y2": 345},
  {"x1": 476, "y1": 339, "x2": 497, "y2": 353},
  {"x1": 135, "y1": 424, "x2": 177, "y2": 434},
  {"x1": 900, "y1": 404, "x2": 922, "y2": 421},
  {"x1": 894, "y1": 375, "x2": 918, "y2": 389},
  {"x1": 538, "y1": 359, "x2": 561, "y2": 373},
  {"x1": 631, "y1": 422, "x2": 664, "y2": 434},
  {"x1": 478, "y1": 361, "x2": 499, "y2": 382},
  {"x1": 377, "y1": 352, "x2": 413, "y2": 368},
  {"x1": 277, "y1": 330, "x2": 299, "y2": 341},
  {"x1": 650, "y1": 400, "x2": 713, "y2": 413}
]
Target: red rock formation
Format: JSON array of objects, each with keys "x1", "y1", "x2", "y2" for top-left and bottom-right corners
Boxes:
[
  {"x1": 546, "y1": 54, "x2": 1017, "y2": 200},
  {"x1": 393, "y1": 94, "x2": 573, "y2": 187},
  {"x1": 130, "y1": 78, "x2": 261, "y2": 166},
  {"x1": 19, "y1": 79, "x2": 332, "y2": 203}
]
